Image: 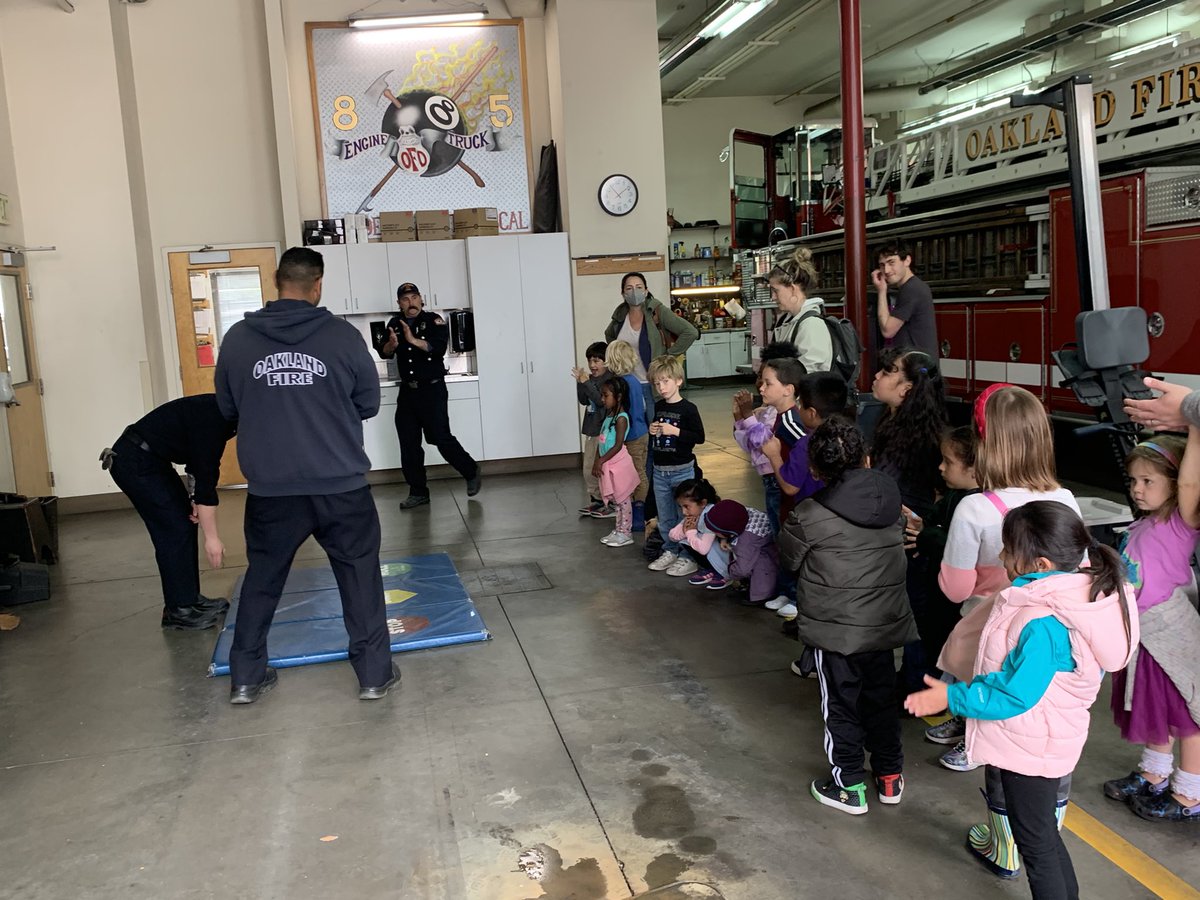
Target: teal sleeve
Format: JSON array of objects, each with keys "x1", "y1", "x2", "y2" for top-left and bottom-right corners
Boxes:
[{"x1": 946, "y1": 617, "x2": 1074, "y2": 721}]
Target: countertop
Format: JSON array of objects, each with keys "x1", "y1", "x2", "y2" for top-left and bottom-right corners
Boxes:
[
  {"x1": 696, "y1": 327, "x2": 748, "y2": 335},
  {"x1": 380, "y1": 373, "x2": 479, "y2": 386}
]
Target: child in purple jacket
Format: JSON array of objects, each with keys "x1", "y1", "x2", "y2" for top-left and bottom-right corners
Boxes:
[{"x1": 704, "y1": 500, "x2": 779, "y2": 606}]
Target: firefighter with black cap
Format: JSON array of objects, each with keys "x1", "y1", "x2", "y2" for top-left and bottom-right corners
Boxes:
[{"x1": 378, "y1": 282, "x2": 481, "y2": 509}]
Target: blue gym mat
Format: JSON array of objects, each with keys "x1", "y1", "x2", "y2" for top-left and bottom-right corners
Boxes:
[{"x1": 208, "y1": 552, "x2": 489, "y2": 676}]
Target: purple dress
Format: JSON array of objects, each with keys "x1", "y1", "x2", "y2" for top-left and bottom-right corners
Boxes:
[{"x1": 1110, "y1": 509, "x2": 1200, "y2": 743}]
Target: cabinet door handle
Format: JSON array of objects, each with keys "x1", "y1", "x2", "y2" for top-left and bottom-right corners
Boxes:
[
  {"x1": 529, "y1": 360, "x2": 534, "y2": 373},
  {"x1": 520, "y1": 362, "x2": 525, "y2": 374}
]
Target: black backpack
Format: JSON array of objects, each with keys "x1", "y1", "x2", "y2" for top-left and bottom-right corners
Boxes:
[{"x1": 798, "y1": 308, "x2": 865, "y2": 390}]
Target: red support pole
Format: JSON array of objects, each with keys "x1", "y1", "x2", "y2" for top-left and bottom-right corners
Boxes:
[{"x1": 839, "y1": 0, "x2": 870, "y2": 390}]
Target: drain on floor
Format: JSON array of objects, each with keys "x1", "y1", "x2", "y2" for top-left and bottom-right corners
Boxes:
[{"x1": 459, "y1": 562, "x2": 550, "y2": 595}]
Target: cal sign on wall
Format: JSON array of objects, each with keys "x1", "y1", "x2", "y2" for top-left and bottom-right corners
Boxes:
[{"x1": 307, "y1": 21, "x2": 533, "y2": 232}]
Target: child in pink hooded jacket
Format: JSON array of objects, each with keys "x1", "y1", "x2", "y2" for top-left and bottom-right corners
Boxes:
[{"x1": 908, "y1": 501, "x2": 1137, "y2": 900}]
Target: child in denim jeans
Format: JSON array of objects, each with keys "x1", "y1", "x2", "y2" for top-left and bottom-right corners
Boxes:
[{"x1": 646, "y1": 354, "x2": 705, "y2": 578}]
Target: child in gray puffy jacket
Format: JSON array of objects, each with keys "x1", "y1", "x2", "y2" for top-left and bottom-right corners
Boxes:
[{"x1": 779, "y1": 417, "x2": 918, "y2": 816}]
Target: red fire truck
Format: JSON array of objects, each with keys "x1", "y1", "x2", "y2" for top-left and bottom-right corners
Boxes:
[{"x1": 731, "y1": 42, "x2": 1200, "y2": 426}]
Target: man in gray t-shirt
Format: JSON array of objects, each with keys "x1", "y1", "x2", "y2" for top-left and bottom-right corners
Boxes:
[{"x1": 872, "y1": 242, "x2": 938, "y2": 360}]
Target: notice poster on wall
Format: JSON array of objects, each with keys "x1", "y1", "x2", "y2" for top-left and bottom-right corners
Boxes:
[{"x1": 307, "y1": 21, "x2": 532, "y2": 233}]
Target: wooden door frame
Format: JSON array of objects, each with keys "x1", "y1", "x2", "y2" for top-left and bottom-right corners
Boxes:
[
  {"x1": 157, "y1": 242, "x2": 281, "y2": 399},
  {"x1": 0, "y1": 261, "x2": 52, "y2": 495}
]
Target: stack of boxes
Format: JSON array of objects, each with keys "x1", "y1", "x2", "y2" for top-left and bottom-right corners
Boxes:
[{"x1": 305, "y1": 208, "x2": 500, "y2": 245}]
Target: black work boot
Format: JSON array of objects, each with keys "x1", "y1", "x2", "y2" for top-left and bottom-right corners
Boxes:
[{"x1": 161, "y1": 604, "x2": 222, "y2": 630}]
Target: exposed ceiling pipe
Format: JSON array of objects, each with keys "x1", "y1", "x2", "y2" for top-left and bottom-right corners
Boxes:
[
  {"x1": 775, "y1": 0, "x2": 1009, "y2": 104},
  {"x1": 919, "y1": 0, "x2": 1179, "y2": 92},
  {"x1": 486, "y1": 0, "x2": 513, "y2": 17},
  {"x1": 801, "y1": 85, "x2": 949, "y2": 119},
  {"x1": 665, "y1": 0, "x2": 831, "y2": 103},
  {"x1": 56, "y1": 0, "x2": 75, "y2": 11}
]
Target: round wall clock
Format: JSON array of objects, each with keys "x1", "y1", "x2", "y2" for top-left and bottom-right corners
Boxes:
[{"x1": 598, "y1": 174, "x2": 638, "y2": 217}]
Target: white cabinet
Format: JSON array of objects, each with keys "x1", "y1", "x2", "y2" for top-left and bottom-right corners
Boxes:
[
  {"x1": 385, "y1": 243, "x2": 430, "y2": 303},
  {"x1": 468, "y1": 232, "x2": 576, "y2": 460},
  {"x1": 686, "y1": 330, "x2": 746, "y2": 378},
  {"x1": 425, "y1": 240, "x2": 470, "y2": 309},
  {"x1": 361, "y1": 380, "x2": 483, "y2": 472},
  {"x1": 346, "y1": 244, "x2": 393, "y2": 312},
  {"x1": 313, "y1": 245, "x2": 353, "y2": 314}
]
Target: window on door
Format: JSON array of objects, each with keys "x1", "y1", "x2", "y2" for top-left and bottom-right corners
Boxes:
[
  {"x1": 211, "y1": 267, "x2": 267, "y2": 347},
  {"x1": 0, "y1": 274, "x2": 29, "y2": 384}
]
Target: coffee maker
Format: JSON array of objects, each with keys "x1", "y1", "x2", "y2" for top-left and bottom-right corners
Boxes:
[{"x1": 445, "y1": 309, "x2": 475, "y2": 353}]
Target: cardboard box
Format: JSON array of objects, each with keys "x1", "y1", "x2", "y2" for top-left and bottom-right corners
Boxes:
[
  {"x1": 380, "y1": 211, "x2": 417, "y2": 243},
  {"x1": 416, "y1": 209, "x2": 453, "y2": 241},
  {"x1": 453, "y1": 207, "x2": 500, "y2": 238}
]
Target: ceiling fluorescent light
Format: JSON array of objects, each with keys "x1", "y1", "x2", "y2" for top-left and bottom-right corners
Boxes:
[
  {"x1": 349, "y1": 12, "x2": 486, "y2": 28},
  {"x1": 660, "y1": 35, "x2": 710, "y2": 74},
  {"x1": 1106, "y1": 32, "x2": 1180, "y2": 61},
  {"x1": 698, "y1": 0, "x2": 771, "y2": 41}
]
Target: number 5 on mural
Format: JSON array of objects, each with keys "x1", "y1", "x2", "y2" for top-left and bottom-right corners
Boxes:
[
  {"x1": 489, "y1": 94, "x2": 513, "y2": 129},
  {"x1": 332, "y1": 95, "x2": 358, "y2": 131}
]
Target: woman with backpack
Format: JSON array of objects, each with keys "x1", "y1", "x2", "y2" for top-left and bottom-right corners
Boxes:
[{"x1": 766, "y1": 247, "x2": 834, "y2": 375}]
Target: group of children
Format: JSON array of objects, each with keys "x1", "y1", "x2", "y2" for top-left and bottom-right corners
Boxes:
[{"x1": 575, "y1": 337, "x2": 1200, "y2": 900}]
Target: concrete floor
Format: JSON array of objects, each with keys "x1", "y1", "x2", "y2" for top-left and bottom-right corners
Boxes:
[{"x1": 2, "y1": 382, "x2": 1198, "y2": 899}]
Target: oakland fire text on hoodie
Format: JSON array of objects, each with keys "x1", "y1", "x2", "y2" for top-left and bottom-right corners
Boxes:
[{"x1": 215, "y1": 298, "x2": 381, "y2": 497}]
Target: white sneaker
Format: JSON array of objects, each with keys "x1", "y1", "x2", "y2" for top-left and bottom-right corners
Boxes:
[
  {"x1": 765, "y1": 594, "x2": 790, "y2": 611},
  {"x1": 648, "y1": 551, "x2": 678, "y2": 571},
  {"x1": 775, "y1": 602, "x2": 798, "y2": 619},
  {"x1": 600, "y1": 531, "x2": 619, "y2": 545},
  {"x1": 606, "y1": 533, "x2": 634, "y2": 548},
  {"x1": 666, "y1": 557, "x2": 699, "y2": 577}
]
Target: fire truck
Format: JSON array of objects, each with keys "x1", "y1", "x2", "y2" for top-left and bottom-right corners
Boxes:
[{"x1": 731, "y1": 41, "x2": 1200, "y2": 433}]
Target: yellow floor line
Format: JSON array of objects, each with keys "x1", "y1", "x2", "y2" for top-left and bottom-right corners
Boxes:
[
  {"x1": 1063, "y1": 801, "x2": 1200, "y2": 899},
  {"x1": 921, "y1": 714, "x2": 952, "y2": 727}
]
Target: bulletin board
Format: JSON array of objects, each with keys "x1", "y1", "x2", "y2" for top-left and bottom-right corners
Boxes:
[{"x1": 307, "y1": 20, "x2": 534, "y2": 232}]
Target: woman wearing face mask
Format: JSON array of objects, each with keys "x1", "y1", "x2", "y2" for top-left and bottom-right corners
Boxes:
[
  {"x1": 767, "y1": 247, "x2": 833, "y2": 375},
  {"x1": 605, "y1": 272, "x2": 699, "y2": 425}
]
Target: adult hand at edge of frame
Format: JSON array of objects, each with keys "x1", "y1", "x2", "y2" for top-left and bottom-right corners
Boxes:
[
  {"x1": 1124, "y1": 377, "x2": 1191, "y2": 432},
  {"x1": 205, "y1": 535, "x2": 225, "y2": 569}
]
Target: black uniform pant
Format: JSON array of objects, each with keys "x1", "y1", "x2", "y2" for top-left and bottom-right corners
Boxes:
[
  {"x1": 814, "y1": 647, "x2": 903, "y2": 788},
  {"x1": 395, "y1": 380, "x2": 477, "y2": 496},
  {"x1": 994, "y1": 766, "x2": 1079, "y2": 900},
  {"x1": 107, "y1": 435, "x2": 198, "y2": 610},
  {"x1": 230, "y1": 487, "x2": 392, "y2": 689}
]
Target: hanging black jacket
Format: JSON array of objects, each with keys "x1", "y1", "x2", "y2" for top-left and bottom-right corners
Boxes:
[{"x1": 778, "y1": 467, "x2": 918, "y2": 655}]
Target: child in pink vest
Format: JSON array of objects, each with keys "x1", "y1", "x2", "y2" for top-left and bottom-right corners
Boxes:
[{"x1": 908, "y1": 501, "x2": 1137, "y2": 900}]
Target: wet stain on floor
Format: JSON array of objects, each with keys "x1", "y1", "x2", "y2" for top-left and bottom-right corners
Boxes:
[
  {"x1": 517, "y1": 844, "x2": 607, "y2": 900},
  {"x1": 641, "y1": 763, "x2": 670, "y2": 777},
  {"x1": 633, "y1": 784, "x2": 697, "y2": 840},
  {"x1": 631, "y1": 749, "x2": 654, "y2": 762},
  {"x1": 678, "y1": 835, "x2": 717, "y2": 856},
  {"x1": 644, "y1": 851, "x2": 691, "y2": 887}
]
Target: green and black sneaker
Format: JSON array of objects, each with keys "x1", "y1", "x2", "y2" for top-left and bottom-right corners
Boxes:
[{"x1": 811, "y1": 778, "x2": 869, "y2": 815}]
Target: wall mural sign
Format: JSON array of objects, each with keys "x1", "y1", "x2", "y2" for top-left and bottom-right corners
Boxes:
[
  {"x1": 307, "y1": 21, "x2": 533, "y2": 232},
  {"x1": 0, "y1": 193, "x2": 9, "y2": 227}
]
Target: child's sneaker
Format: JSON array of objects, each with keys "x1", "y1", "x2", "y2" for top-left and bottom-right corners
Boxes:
[
  {"x1": 648, "y1": 551, "x2": 678, "y2": 571},
  {"x1": 688, "y1": 571, "x2": 716, "y2": 586},
  {"x1": 705, "y1": 575, "x2": 728, "y2": 590},
  {"x1": 578, "y1": 499, "x2": 602, "y2": 516},
  {"x1": 591, "y1": 503, "x2": 617, "y2": 519},
  {"x1": 1104, "y1": 771, "x2": 1171, "y2": 803},
  {"x1": 775, "y1": 602, "x2": 798, "y2": 619},
  {"x1": 938, "y1": 741, "x2": 980, "y2": 772},
  {"x1": 764, "y1": 594, "x2": 790, "y2": 611},
  {"x1": 875, "y1": 773, "x2": 904, "y2": 805},
  {"x1": 599, "y1": 531, "x2": 619, "y2": 545},
  {"x1": 605, "y1": 533, "x2": 634, "y2": 548},
  {"x1": 810, "y1": 778, "x2": 868, "y2": 815},
  {"x1": 666, "y1": 557, "x2": 699, "y2": 577},
  {"x1": 925, "y1": 715, "x2": 966, "y2": 745}
]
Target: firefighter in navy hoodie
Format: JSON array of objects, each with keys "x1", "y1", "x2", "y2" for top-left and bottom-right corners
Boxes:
[{"x1": 215, "y1": 247, "x2": 397, "y2": 705}]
